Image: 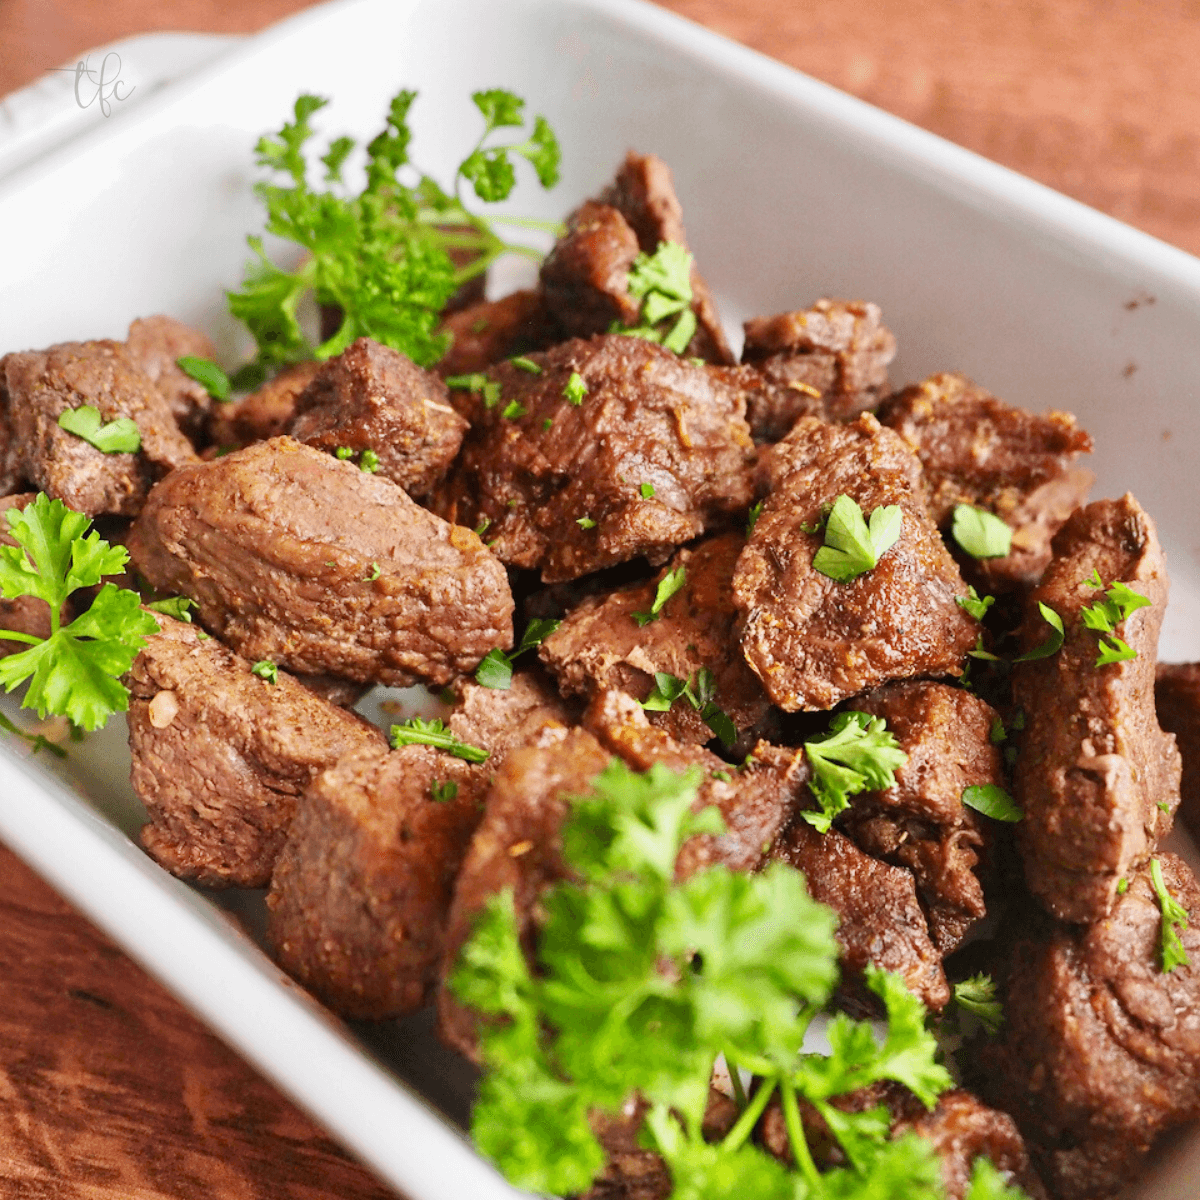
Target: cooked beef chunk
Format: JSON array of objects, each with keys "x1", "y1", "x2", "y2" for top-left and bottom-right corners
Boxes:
[
  {"x1": 436, "y1": 336, "x2": 755, "y2": 582},
  {"x1": 438, "y1": 724, "x2": 610, "y2": 1057},
  {"x1": 208, "y1": 360, "x2": 322, "y2": 450},
  {"x1": 448, "y1": 667, "x2": 579, "y2": 763},
  {"x1": 540, "y1": 152, "x2": 733, "y2": 365},
  {"x1": 1011, "y1": 495, "x2": 1179, "y2": 924},
  {"x1": 1156, "y1": 662, "x2": 1200, "y2": 839},
  {"x1": 980, "y1": 853, "x2": 1200, "y2": 1200},
  {"x1": 126, "y1": 614, "x2": 387, "y2": 887},
  {"x1": 126, "y1": 437, "x2": 513, "y2": 687},
  {"x1": 584, "y1": 689, "x2": 805, "y2": 878},
  {"x1": 840, "y1": 681, "x2": 996, "y2": 954},
  {"x1": 266, "y1": 743, "x2": 487, "y2": 1019},
  {"x1": 287, "y1": 337, "x2": 467, "y2": 500},
  {"x1": 539, "y1": 533, "x2": 770, "y2": 747},
  {"x1": 770, "y1": 818, "x2": 950, "y2": 1012},
  {"x1": 436, "y1": 289, "x2": 556, "y2": 379},
  {"x1": 739, "y1": 299, "x2": 897, "y2": 441},
  {"x1": 0, "y1": 493, "x2": 68, "y2": 657},
  {"x1": 758, "y1": 1084, "x2": 1047, "y2": 1199},
  {"x1": 879, "y1": 373, "x2": 1094, "y2": 589},
  {"x1": 733, "y1": 414, "x2": 977, "y2": 710},
  {"x1": 0, "y1": 372, "x2": 23, "y2": 496},
  {"x1": 1, "y1": 341, "x2": 197, "y2": 517},
  {"x1": 291, "y1": 672, "x2": 370, "y2": 708},
  {"x1": 124, "y1": 314, "x2": 217, "y2": 442}
]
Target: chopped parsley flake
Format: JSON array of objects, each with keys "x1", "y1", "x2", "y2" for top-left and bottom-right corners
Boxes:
[
  {"x1": 359, "y1": 448, "x2": 380, "y2": 473},
  {"x1": 446, "y1": 372, "x2": 488, "y2": 392},
  {"x1": 335, "y1": 446, "x2": 354, "y2": 459},
  {"x1": 956, "y1": 585, "x2": 995, "y2": 621},
  {"x1": 1149, "y1": 857, "x2": 1191, "y2": 973},
  {"x1": 953, "y1": 973, "x2": 1004, "y2": 1036},
  {"x1": 811, "y1": 494, "x2": 903, "y2": 584},
  {"x1": 951, "y1": 505, "x2": 1012, "y2": 559},
  {"x1": 145, "y1": 596, "x2": 197, "y2": 623},
  {"x1": 390, "y1": 717, "x2": 489, "y2": 762},
  {"x1": 642, "y1": 668, "x2": 736, "y2": 749},
  {"x1": 746, "y1": 500, "x2": 763, "y2": 537},
  {"x1": 639, "y1": 482, "x2": 655, "y2": 500},
  {"x1": 430, "y1": 779, "x2": 459, "y2": 803},
  {"x1": 502, "y1": 400, "x2": 527, "y2": 420},
  {"x1": 576, "y1": 517, "x2": 597, "y2": 530},
  {"x1": 563, "y1": 372, "x2": 587, "y2": 405},
  {"x1": 251, "y1": 660, "x2": 278, "y2": 684},
  {"x1": 802, "y1": 711, "x2": 908, "y2": 832},
  {"x1": 175, "y1": 355, "x2": 232, "y2": 401},
  {"x1": 611, "y1": 242, "x2": 697, "y2": 354},
  {"x1": 962, "y1": 783, "x2": 1023, "y2": 822},
  {"x1": 365, "y1": 561, "x2": 381, "y2": 582},
  {"x1": 475, "y1": 618, "x2": 561, "y2": 690},
  {"x1": 57, "y1": 406, "x2": 142, "y2": 455},
  {"x1": 1081, "y1": 578, "x2": 1150, "y2": 667},
  {"x1": 1014, "y1": 602, "x2": 1064, "y2": 662},
  {"x1": 632, "y1": 565, "x2": 687, "y2": 627},
  {"x1": 509, "y1": 355, "x2": 542, "y2": 374}
]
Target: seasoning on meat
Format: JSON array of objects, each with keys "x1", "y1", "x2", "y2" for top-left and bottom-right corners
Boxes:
[
  {"x1": 126, "y1": 437, "x2": 514, "y2": 687},
  {"x1": 287, "y1": 336, "x2": 467, "y2": 500},
  {"x1": 436, "y1": 336, "x2": 755, "y2": 582},
  {"x1": 127, "y1": 614, "x2": 387, "y2": 888},
  {"x1": 733, "y1": 413, "x2": 978, "y2": 710},
  {"x1": 1011, "y1": 495, "x2": 1180, "y2": 924}
]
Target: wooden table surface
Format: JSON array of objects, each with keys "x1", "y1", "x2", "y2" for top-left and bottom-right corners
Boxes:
[{"x1": 4, "y1": 1, "x2": 1200, "y2": 1196}]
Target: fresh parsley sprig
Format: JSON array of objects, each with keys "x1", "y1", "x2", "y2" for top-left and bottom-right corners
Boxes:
[
  {"x1": 389, "y1": 716, "x2": 489, "y2": 763},
  {"x1": 611, "y1": 242, "x2": 697, "y2": 355},
  {"x1": 475, "y1": 618, "x2": 561, "y2": 690},
  {"x1": 811, "y1": 495, "x2": 903, "y2": 584},
  {"x1": 1149, "y1": 857, "x2": 1191, "y2": 973},
  {"x1": 0, "y1": 495, "x2": 159, "y2": 731},
  {"x1": 802, "y1": 711, "x2": 908, "y2": 832},
  {"x1": 633, "y1": 565, "x2": 687, "y2": 627},
  {"x1": 452, "y1": 759, "x2": 974, "y2": 1200},
  {"x1": 641, "y1": 668, "x2": 737, "y2": 749},
  {"x1": 229, "y1": 88, "x2": 561, "y2": 380}
]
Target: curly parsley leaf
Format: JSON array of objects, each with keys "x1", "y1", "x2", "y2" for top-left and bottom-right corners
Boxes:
[
  {"x1": 0, "y1": 496, "x2": 158, "y2": 731},
  {"x1": 175, "y1": 355, "x2": 232, "y2": 401},
  {"x1": 966, "y1": 1156, "x2": 1031, "y2": 1200},
  {"x1": 612, "y1": 242, "x2": 697, "y2": 355},
  {"x1": 802, "y1": 711, "x2": 908, "y2": 832},
  {"x1": 953, "y1": 973, "x2": 1004, "y2": 1036},
  {"x1": 229, "y1": 89, "x2": 560, "y2": 375},
  {"x1": 1014, "y1": 602, "x2": 1064, "y2": 662},
  {"x1": 633, "y1": 565, "x2": 688, "y2": 627},
  {"x1": 389, "y1": 716, "x2": 489, "y2": 762},
  {"x1": 962, "y1": 783, "x2": 1023, "y2": 823},
  {"x1": 57, "y1": 406, "x2": 142, "y2": 455},
  {"x1": 474, "y1": 618, "x2": 561, "y2": 690},
  {"x1": 812, "y1": 495, "x2": 903, "y2": 584},
  {"x1": 951, "y1": 505, "x2": 1012, "y2": 559},
  {"x1": 1149, "y1": 857, "x2": 1191, "y2": 973}
]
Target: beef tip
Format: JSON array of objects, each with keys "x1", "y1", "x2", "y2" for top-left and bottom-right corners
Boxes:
[
  {"x1": 287, "y1": 337, "x2": 467, "y2": 500},
  {"x1": 0, "y1": 493, "x2": 70, "y2": 657},
  {"x1": 879, "y1": 373, "x2": 1094, "y2": 589},
  {"x1": 291, "y1": 672, "x2": 370, "y2": 708},
  {"x1": 733, "y1": 413, "x2": 977, "y2": 711},
  {"x1": 1011, "y1": 495, "x2": 1179, "y2": 924},
  {"x1": 739, "y1": 299, "x2": 897, "y2": 441},
  {"x1": 1, "y1": 341, "x2": 197, "y2": 517},
  {"x1": 584, "y1": 688, "x2": 805, "y2": 878},
  {"x1": 840, "y1": 681, "x2": 996, "y2": 954},
  {"x1": 980, "y1": 853, "x2": 1200, "y2": 1200},
  {"x1": 126, "y1": 614, "x2": 387, "y2": 887},
  {"x1": 1156, "y1": 662, "x2": 1200, "y2": 840},
  {"x1": 770, "y1": 818, "x2": 950, "y2": 1012},
  {"x1": 208, "y1": 359, "x2": 322, "y2": 450},
  {"x1": 124, "y1": 314, "x2": 217, "y2": 443},
  {"x1": 126, "y1": 437, "x2": 514, "y2": 687},
  {"x1": 0, "y1": 371, "x2": 23, "y2": 496},
  {"x1": 266, "y1": 743, "x2": 487, "y2": 1019},
  {"x1": 539, "y1": 533, "x2": 770, "y2": 748},
  {"x1": 436, "y1": 289, "x2": 557, "y2": 379},
  {"x1": 436, "y1": 335, "x2": 755, "y2": 582},
  {"x1": 437, "y1": 724, "x2": 611, "y2": 1058},
  {"x1": 540, "y1": 152, "x2": 734, "y2": 365},
  {"x1": 447, "y1": 667, "x2": 579, "y2": 764}
]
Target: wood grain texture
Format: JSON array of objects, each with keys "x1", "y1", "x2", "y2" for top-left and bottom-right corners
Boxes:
[{"x1": 3, "y1": 0, "x2": 1200, "y2": 1196}]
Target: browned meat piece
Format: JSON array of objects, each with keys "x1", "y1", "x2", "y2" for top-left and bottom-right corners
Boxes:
[
  {"x1": 438, "y1": 724, "x2": 610, "y2": 1057},
  {"x1": 539, "y1": 534, "x2": 770, "y2": 747},
  {"x1": 879, "y1": 373, "x2": 1094, "y2": 589},
  {"x1": 1, "y1": 341, "x2": 197, "y2": 517},
  {"x1": 540, "y1": 152, "x2": 733, "y2": 365},
  {"x1": 584, "y1": 689, "x2": 805, "y2": 878},
  {"x1": 448, "y1": 667, "x2": 579, "y2": 762},
  {"x1": 126, "y1": 437, "x2": 513, "y2": 688},
  {"x1": 208, "y1": 360, "x2": 321, "y2": 450},
  {"x1": 266, "y1": 743, "x2": 487, "y2": 1019},
  {"x1": 124, "y1": 314, "x2": 217, "y2": 442},
  {"x1": 287, "y1": 337, "x2": 467, "y2": 500},
  {"x1": 841, "y1": 681, "x2": 996, "y2": 954},
  {"x1": 1011, "y1": 495, "x2": 1179, "y2": 924},
  {"x1": 739, "y1": 299, "x2": 897, "y2": 441},
  {"x1": 126, "y1": 614, "x2": 387, "y2": 887},
  {"x1": 291, "y1": 672, "x2": 370, "y2": 708},
  {"x1": 770, "y1": 819, "x2": 950, "y2": 1012},
  {"x1": 0, "y1": 493, "x2": 69, "y2": 658},
  {"x1": 0, "y1": 372, "x2": 23, "y2": 496},
  {"x1": 980, "y1": 853, "x2": 1200, "y2": 1200},
  {"x1": 436, "y1": 336, "x2": 755, "y2": 582},
  {"x1": 436, "y1": 289, "x2": 557, "y2": 379},
  {"x1": 733, "y1": 414, "x2": 977, "y2": 710},
  {"x1": 1156, "y1": 662, "x2": 1200, "y2": 840}
]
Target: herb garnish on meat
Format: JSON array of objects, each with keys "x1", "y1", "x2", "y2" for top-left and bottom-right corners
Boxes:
[
  {"x1": 451, "y1": 759, "x2": 980, "y2": 1200},
  {"x1": 962, "y1": 783, "x2": 1023, "y2": 823},
  {"x1": 0, "y1": 495, "x2": 158, "y2": 730},
  {"x1": 175, "y1": 355, "x2": 232, "y2": 400},
  {"x1": 802, "y1": 711, "x2": 908, "y2": 832},
  {"x1": 57, "y1": 406, "x2": 142, "y2": 455},
  {"x1": 633, "y1": 565, "x2": 687, "y2": 627},
  {"x1": 611, "y1": 241, "x2": 697, "y2": 354},
  {"x1": 474, "y1": 618, "x2": 561, "y2": 690},
  {"x1": 1080, "y1": 576, "x2": 1150, "y2": 667},
  {"x1": 563, "y1": 371, "x2": 587, "y2": 405},
  {"x1": 956, "y1": 585, "x2": 995, "y2": 621},
  {"x1": 953, "y1": 974, "x2": 1005, "y2": 1036},
  {"x1": 811, "y1": 494, "x2": 903, "y2": 584},
  {"x1": 1149, "y1": 857, "x2": 1191, "y2": 973},
  {"x1": 389, "y1": 717, "x2": 489, "y2": 763},
  {"x1": 641, "y1": 668, "x2": 737, "y2": 749},
  {"x1": 951, "y1": 504, "x2": 1012, "y2": 559}
]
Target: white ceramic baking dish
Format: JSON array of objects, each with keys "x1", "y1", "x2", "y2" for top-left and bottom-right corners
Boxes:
[{"x1": 2, "y1": 1, "x2": 1199, "y2": 1196}]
